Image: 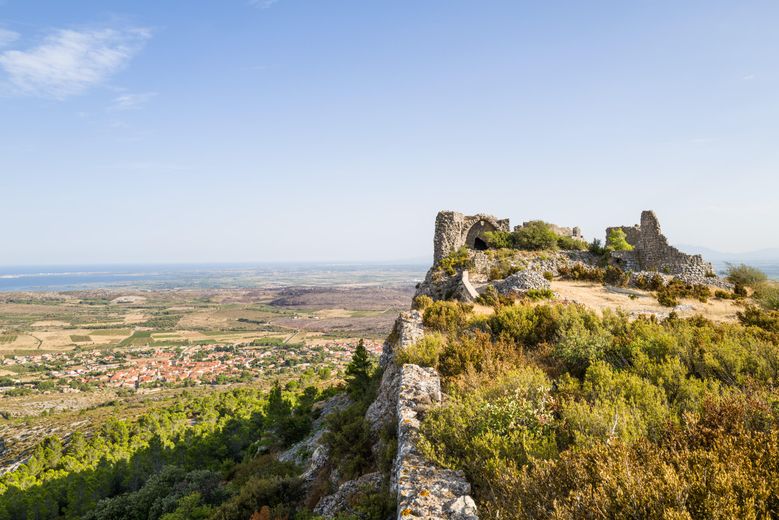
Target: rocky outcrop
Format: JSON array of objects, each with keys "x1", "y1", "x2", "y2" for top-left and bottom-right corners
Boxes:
[
  {"x1": 366, "y1": 311, "x2": 424, "y2": 433},
  {"x1": 492, "y1": 270, "x2": 550, "y2": 295},
  {"x1": 393, "y1": 364, "x2": 477, "y2": 520},
  {"x1": 278, "y1": 393, "x2": 351, "y2": 486},
  {"x1": 313, "y1": 471, "x2": 385, "y2": 517}
]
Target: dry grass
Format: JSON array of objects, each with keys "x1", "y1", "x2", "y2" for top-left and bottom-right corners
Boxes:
[{"x1": 551, "y1": 280, "x2": 742, "y2": 322}]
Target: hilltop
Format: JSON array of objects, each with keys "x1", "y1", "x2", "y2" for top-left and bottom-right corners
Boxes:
[{"x1": 1, "y1": 210, "x2": 777, "y2": 520}]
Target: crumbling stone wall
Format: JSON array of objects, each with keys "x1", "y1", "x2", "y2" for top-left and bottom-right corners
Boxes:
[
  {"x1": 608, "y1": 211, "x2": 714, "y2": 277},
  {"x1": 434, "y1": 211, "x2": 510, "y2": 263},
  {"x1": 365, "y1": 311, "x2": 479, "y2": 520},
  {"x1": 393, "y1": 364, "x2": 478, "y2": 520}
]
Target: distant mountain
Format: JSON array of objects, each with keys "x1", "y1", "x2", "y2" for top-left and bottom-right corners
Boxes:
[
  {"x1": 677, "y1": 245, "x2": 779, "y2": 263},
  {"x1": 677, "y1": 245, "x2": 779, "y2": 279}
]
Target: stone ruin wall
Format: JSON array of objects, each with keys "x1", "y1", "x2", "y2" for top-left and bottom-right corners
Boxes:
[
  {"x1": 608, "y1": 210, "x2": 713, "y2": 277},
  {"x1": 433, "y1": 211, "x2": 510, "y2": 263},
  {"x1": 366, "y1": 311, "x2": 479, "y2": 520}
]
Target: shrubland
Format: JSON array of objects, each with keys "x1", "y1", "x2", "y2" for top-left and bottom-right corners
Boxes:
[{"x1": 404, "y1": 299, "x2": 779, "y2": 519}]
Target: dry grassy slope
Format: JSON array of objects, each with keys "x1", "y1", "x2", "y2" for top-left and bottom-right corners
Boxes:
[{"x1": 551, "y1": 280, "x2": 741, "y2": 322}]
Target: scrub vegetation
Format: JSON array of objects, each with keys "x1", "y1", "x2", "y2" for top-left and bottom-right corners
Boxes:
[{"x1": 400, "y1": 299, "x2": 779, "y2": 519}]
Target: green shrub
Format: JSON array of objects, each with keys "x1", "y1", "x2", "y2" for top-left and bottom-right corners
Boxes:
[
  {"x1": 753, "y1": 281, "x2": 779, "y2": 311},
  {"x1": 557, "y1": 235, "x2": 588, "y2": 251},
  {"x1": 482, "y1": 230, "x2": 513, "y2": 249},
  {"x1": 542, "y1": 271, "x2": 554, "y2": 281},
  {"x1": 395, "y1": 333, "x2": 447, "y2": 368},
  {"x1": 411, "y1": 294, "x2": 433, "y2": 311},
  {"x1": 726, "y1": 263, "x2": 767, "y2": 287},
  {"x1": 656, "y1": 279, "x2": 710, "y2": 307},
  {"x1": 418, "y1": 367, "x2": 557, "y2": 494},
  {"x1": 605, "y1": 228, "x2": 634, "y2": 252},
  {"x1": 488, "y1": 263, "x2": 522, "y2": 281},
  {"x1": 588, "y1": 238, "x2": 606, "y2": 256},
  {"x1": 513, "y1": 221, "x2": 559, "y2": 251},
  {"x1": 604, "y1": 265, "x2": 629, "y2": 287},
  {"x1": 438, "y1": 247, "x2": 472, "y2": 276},
  {"x1": 525, "y1": 289, "x2": 554, "y2": 301},
  {"x1": 714, "y1": 289, "x2": 737, "y2": 300},
  {"x1": 656, "y1": 289, "x2": 679, "y2": 307},
  {"x1": 634, "y1": 273, "x2": 665, "y2": 291},
  {"x1": 422, "y1": 301, "x2": 472, "y2": 333},
  {"x1": 475, "y1": 285, "x2": 512, "y2": 308},
  {"x1": 558, "y1": 263, "x2": 605, "y2": 283},
  {"x1": 736, "y1": 305, "x2": 779, "y2": 333}
]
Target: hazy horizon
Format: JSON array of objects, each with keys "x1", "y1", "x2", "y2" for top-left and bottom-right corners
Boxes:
[{"x1": 2, "y1": 1, "x2": 779, "y2": 264}]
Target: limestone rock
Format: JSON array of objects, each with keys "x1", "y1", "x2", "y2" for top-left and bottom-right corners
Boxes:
[
  {"x1": 393, "y1": 364, "x2": 477, "y2": 519},
  {"x1": 313, "y1": 471, "x2": 385, "y2": 517}
]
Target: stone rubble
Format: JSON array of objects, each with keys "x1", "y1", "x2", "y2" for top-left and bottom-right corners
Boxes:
[{"x1": 492, "y1": 269, "x2": 551, "y2": 295}]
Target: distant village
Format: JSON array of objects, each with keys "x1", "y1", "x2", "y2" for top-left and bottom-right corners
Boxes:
[{"x1": 1, "y1": 338, "x2": 382, "y2": 392}]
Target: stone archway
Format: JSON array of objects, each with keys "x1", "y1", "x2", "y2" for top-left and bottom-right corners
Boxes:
[{"x1": 465, "y1": 220, "x2": 497, "y2": 251}]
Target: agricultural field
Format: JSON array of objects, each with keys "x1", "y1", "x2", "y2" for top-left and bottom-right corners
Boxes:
[{"x1": 0, "y1": 282, "x2": 415, "y2": 472}]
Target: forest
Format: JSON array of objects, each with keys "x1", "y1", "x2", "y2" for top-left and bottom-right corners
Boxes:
[{"x1": 0, "y1": 351, "x2": 377, "y2": 520}]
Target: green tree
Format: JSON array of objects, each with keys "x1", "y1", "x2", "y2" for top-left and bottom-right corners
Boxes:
[
  {"x1": 513, "y1": 221, "x2": 559, "y2": 251},
  {"x1": 266, "y1": 382, "x2": 291, "y2": 420},
  {"x1": 605, "y1": 228, "x2": 634, "y2": 252},
  {"x1": 345, "y1": 340, "x2": 374, "y2": 399}
]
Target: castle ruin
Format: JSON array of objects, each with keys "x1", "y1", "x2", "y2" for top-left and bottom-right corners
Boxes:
[
  {"x1": 607, "y1": 210, "x2": 713, "y2": 276},
  {"x1": 430, "y1": 209, "x2": 714, "y2": 285},
  {"x1": 433, "y1": 211, "x2": 582, "y2": 263}
]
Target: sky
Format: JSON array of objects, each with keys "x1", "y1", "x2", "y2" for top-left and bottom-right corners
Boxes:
[{"x1": 0, "y1": 0, "x2": 777, "y2": 265}]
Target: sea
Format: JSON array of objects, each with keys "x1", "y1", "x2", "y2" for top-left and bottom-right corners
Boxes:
[
  {"x1": 0, "y1": 261, "x2": 775, "y2": 293},
  {"x1": 0, "y1": 263, "x2": 430, "y2": 292}
]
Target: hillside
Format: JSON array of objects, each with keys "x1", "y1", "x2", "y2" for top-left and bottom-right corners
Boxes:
[{"x1": 1, "y1": 210, "x2": 778, "y2": 519}]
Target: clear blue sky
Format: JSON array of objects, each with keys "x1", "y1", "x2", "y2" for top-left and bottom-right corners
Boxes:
[{"x1": 1, "y1": 1, "x2": 777, "y2": 265}]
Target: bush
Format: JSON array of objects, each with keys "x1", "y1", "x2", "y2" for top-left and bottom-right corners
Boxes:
[
  {"x1": 634, "y1": 273, "x2": 665, "y2": 291},
  {"x1": 656, "y1": 289, "x2": 680, "y2": 307},
  {"x1": 475, "y1": 285, "x2": 511, "y2": 308},
  {"x1": 714, "y1": 289, "x2": 737, "y2": 300},
  {"x1": 656, "y1": 279, "x2": 710, "y2": 307},
  {"x1": 482, "y1": 230, "x2": 513, "y2": 249},
  {"x1": 604, "y1": 265, "x2": 629, "y2": 287},
  {"x1": 438, "y1": 247, "x2": 472, "y2": 276},
  {"x1": 488, "y1": 263, "x2": 522, "y2": 281},
  {"x1": 411, "y1": 294, "x2": 433, "y2": 311},
  {"x1": 422, "y1": 301, "x2": 472, "y2": 333},
  {"x1": 513, "y1": 221, "x2": 559, "y2": 251},
  {"x1": 396, "y1": 333, "x2": 447, "y2": 368},
  {"x1": 525, "y1": 289, "x2": 554, "y2": 301},
  {"x1": 726, "y1": 263, "x2": 767, "y2": 287},
  {"x1": 558, "y1": 263, "x2": 605, "y2": 283},
  {"x1": 543, "y1": 271, "x2": 554, "y2": 281},
  {"x1": 557, "y1": 235, "x2": 588, "y2": 251},
  {"x1": 605, "y1": 228, "x2": 634, "y2": 252},
  {"x1": 737, "y1": 305, "x2": 779, "y2": 333},
  {"x1": 588, "y1": 238, "x2": 606, "y2": 256},
  {"x1": 753, "y1": 281, "x2": 779, "y2": 311}
]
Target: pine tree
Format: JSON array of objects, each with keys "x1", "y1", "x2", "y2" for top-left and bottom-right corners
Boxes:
[
  {"x1": 345, "y1": 339, "x2": 373, "y2": 399},
  {"x1": 266, "y1": 381, "x2": 291, "y2": 420}
]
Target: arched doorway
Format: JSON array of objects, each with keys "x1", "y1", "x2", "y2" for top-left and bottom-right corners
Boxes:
[{"x1": 465, "y1": 220, "x2": 497, "y2": 251}]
